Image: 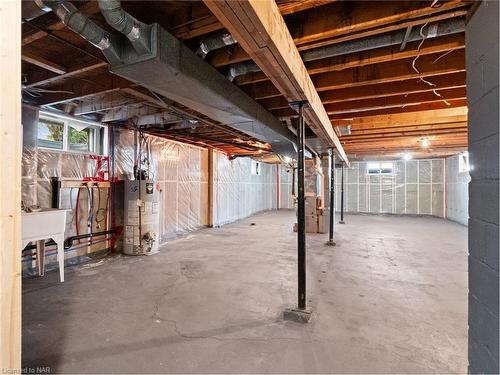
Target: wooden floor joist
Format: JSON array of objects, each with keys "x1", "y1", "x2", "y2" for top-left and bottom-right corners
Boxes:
[
  {"x1": 329, "y1": 101, "x2": 467, "y2": 120},
  {"x1": 204, "y1": 0, "x2": 349, "y2": 162},
  {"x1": 207, "y1": 1, "x2": 468, "y2": 67},
  {"x1": 244, "y1": 49, "x2": 465, "y2": 100},
  {"x1": 234, "y1": 34, "x2": 465, "y2": 86}
]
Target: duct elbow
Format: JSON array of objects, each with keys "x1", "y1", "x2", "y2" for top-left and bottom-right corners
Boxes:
[
  {"x1": 196, "y1": 32, "x2": 237, "y2": 59},
  {"x1": 98, "y1": 0, "x2": 151, "y2": 54},
  {"x1": 35, "y1": 0, "x2": 121, "y2": 64},
  {"x1": 226, "y1": 61, "x2": 261, "y2": 82}
]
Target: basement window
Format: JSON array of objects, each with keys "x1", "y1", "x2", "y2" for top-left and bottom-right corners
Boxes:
[
  {"x1": 367, "y1": 162, "x2": 394, "y2": 175},
  {"x1": 38, "y1": 113, "x2": 107, "y2": 155},
  {"x1": 37, "y1": 118, "x2": 64, "y2": 150}
]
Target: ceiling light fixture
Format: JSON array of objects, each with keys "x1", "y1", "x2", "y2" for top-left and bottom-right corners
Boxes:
[
  {"x1": 420, "y1": 138, "x2": 430, "y2": 148},
  {"x1": 403, "y1": 152, "x2": 412, "y2": 161}
]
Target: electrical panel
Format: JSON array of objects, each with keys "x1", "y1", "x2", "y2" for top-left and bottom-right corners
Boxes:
[{"x1": 123, "y1": 180, "x2": 160, "y2": 255}]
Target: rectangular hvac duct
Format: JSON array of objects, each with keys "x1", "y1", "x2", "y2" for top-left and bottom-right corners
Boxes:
[{"x1": 108, "y1": 24, "x2": 297, "y2": 156}]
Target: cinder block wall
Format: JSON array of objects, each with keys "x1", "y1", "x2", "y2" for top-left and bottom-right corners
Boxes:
[{"x1": 466, "y1": 1, "x2": 499, "y2": 372}]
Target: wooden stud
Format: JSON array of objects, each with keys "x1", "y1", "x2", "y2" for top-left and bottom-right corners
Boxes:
[{"x1": 0, "y1": 1, "x2": 22, "y2": 370}]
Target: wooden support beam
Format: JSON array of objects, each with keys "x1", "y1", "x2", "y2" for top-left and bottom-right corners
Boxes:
[
  {"x1": 235, "y1": 34, "x2": 465, "y2": 85},
  {"x1": 21, "y1": 51, "x2": 67, "y2": 74},
  {"x1": 0, "y1": 1, "x2": 22, "y2": 370},
  {"x1": 204, "y1": 0, "x2": 349, "y2": 162}
]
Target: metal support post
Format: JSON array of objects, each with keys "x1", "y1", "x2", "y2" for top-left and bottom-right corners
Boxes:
[
  {"x1": 339, "y1": 162, "x2": 345, "y2": 224},
  {"x1": 296, "y1": 102, "x2": 306, "y2": 310},
  {"x1": 326, "y1": 149, "x2": 336, "y2": 246},
  {"x1": 283, "y1": 100, "x2": 311, "y2": 322}
]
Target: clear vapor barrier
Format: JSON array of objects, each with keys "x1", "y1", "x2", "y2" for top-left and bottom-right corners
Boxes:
[{"x1": 335, "y1": 159, "x2": 446, "y2": 217}]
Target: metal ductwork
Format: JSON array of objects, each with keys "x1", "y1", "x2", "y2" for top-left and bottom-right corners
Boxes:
[
  {"x1": 227, "y1": 17, "x2": 465, "y2": 80},
  {"x1": 196, "y1": 32, "x2": 237, "y2": 58},
  {"x1": 97, "y1": 0, "x2": 151, "y2": 54},
  {"x1": 226, "y1": 61, "x2": 260, "y2": 82},
  {"x1": 302, "y1": 17, "x2": 465, "y2": 62},
  {"x1": 38, "y1": 1, "x2": 298, "y2": 157},
  {"x1": 35, "y1": 0, "x2": 122, "y2": 65},
  {"x1": 106, "y1": 24, "x2": 297, "y2": 156}
]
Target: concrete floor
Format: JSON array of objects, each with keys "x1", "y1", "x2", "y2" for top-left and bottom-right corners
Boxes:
[{"x1": 23, "y1": 211, "x2": 468, "y2": 373}]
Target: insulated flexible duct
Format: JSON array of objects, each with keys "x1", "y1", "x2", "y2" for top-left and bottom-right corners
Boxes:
[
  {"x1": 196, "y1": 32, "x2": 237, "y2": 58},
  {"x1": 35, "y1": 0, "x2": 122, "y2": 65},
  {"x1": 97, "y1": 0, "x2": 151, "y2": 54},
  {"x1": 226, "y1": 17, "x2": 465, "y2": 80}
]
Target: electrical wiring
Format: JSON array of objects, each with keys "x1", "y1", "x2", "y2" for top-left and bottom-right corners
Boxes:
[{"x1": 409, "y1": 5, "x2": 452, "y2": 108}]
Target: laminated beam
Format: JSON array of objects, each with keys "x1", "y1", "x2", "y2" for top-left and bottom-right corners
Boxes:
[{"x1": 204, "y1": 0, "x2": 348, "y2": 163}]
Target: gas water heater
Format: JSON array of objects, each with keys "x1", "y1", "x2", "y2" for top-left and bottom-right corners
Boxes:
[{"x1": 124, "y1": 180, "x2": 160, "y2": 255}]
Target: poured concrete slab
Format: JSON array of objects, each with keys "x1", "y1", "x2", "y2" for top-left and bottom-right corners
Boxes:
[{"x1": 22, "y1": 211, "x2": 468, "y2": 373}]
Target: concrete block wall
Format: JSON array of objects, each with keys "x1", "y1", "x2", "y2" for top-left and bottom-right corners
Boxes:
[
  {"x1": 446, "y1": 154, "x2": 470, "y2": 225},
  {"x1": 466, "y1": 1, "x2": 499, "y2": 372}
]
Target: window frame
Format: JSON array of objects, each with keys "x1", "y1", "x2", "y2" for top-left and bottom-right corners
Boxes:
[
  {"x1": 366, "y1": 161, "x2": 394, "y2": 175},
  {"x1": 37, "y1": 112, "x2": 108, "y2": 156},
  {"x1": 458, "y1": 151, "x2": 470, "y2": 173}
]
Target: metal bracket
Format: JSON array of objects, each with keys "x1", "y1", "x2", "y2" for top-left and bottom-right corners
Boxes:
[{"x1": 288, "y1": 100, "x2": 310, "y2": 113}]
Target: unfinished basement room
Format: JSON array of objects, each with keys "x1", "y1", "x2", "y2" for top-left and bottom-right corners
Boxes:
[{"x1": 0, "y1": 0, "x2": 498, "y2": 374}]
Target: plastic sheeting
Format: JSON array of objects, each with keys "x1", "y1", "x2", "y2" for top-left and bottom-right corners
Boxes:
[
  {"x1": 335, "y1": 159, "x2": 446, "y2": 217},
  {"x1": 213, "y1": 151, "x2": 278, "y2": 226},
  {"x1": 279, "y1": 165, "x2": 295, "y2": 209},
  {"x1": 115, "y1": 130, "x2": 209, "y2": 242},
  {"x1": 446, "y1": 154, "x2": 470, "y2": 225}
]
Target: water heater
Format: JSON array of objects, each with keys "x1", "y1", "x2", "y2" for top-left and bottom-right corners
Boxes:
[{"x1": 124, "y1": 180, "x2": 160, "y2": 255}]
